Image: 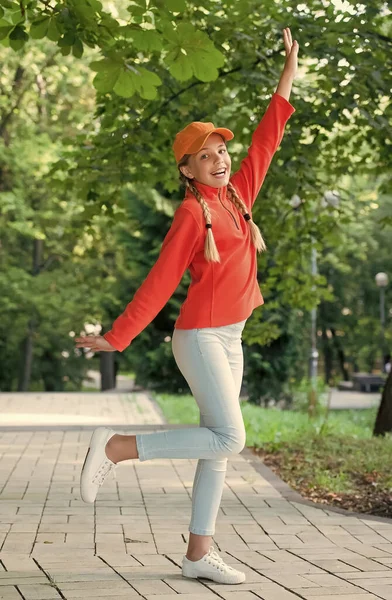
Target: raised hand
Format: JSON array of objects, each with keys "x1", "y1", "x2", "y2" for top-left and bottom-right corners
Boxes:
[
  {"x1": 282, "y1": 27, "x2": 298, "y2": 78},
  {"x1": 75, "y1": 335, "x2": 117, "y2": 352}
]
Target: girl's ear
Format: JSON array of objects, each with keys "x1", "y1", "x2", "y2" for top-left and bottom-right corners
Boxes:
[{"x1": 180, "y1": 165, "x2": 194, "y2": 179}]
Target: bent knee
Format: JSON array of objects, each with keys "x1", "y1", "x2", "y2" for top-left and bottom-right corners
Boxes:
[
  {"x1": 229, "y1": 436, "x2": 246, "y2": 454},
  {"x1": 218, "y1": 429, "x2": 246, "y2": 455}
]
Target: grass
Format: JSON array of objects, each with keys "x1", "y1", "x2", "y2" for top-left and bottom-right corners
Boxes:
[{"x1": 152, "y1": 392, "x2": 379, "y2": 445}]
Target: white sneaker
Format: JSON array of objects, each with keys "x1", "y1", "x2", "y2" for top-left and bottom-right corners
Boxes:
[
  {"x1": 182, "y1": 546, "x2": 246, "y2": 584},
  {"x1": 80, "y1": 427, "x2": 117, "y2": 503}
]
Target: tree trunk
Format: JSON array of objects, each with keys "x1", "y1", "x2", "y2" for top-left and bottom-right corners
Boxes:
[
  {"x1": 330, "y1": 326, "x2": 349, "y2": 380},
  {"x1": 373, "y1": 371, "x2": 392, "y2": 436},
  {"x1": 17, "y1": 319, "x2": 34, "y2": 391},
  {"x1": 41, "y1": 350, "x2": 63, "y2": 392},
  {"x1": 100, "y1": 352, "x2": 115, "y2": 391},
  {"x1": 17, "y1": 239, "x2": 43, "y2": 391}
]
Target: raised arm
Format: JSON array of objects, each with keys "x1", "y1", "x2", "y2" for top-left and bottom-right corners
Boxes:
[
  {"x1": 102, "y1": 206, "x2": 202, "y2": 352},
  {"x1": 230, "y1": 28, "x2": 298, "y2": 212}
]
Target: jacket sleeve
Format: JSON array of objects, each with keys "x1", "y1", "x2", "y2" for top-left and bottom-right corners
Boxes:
[
  {"x1": 229, "y1": 92, "x2": 295, "y2": 212},
  {"x1": 103, "y1": 207, "x2": 202, "y2": 352}
]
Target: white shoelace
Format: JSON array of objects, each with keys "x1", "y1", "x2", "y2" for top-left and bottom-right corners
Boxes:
[
  {"x1": 205, "y1": 546, "x2": 228, "y2": 572},
  {"x1": 92, "y1": 458, "x2": 116, "y2": 486}
]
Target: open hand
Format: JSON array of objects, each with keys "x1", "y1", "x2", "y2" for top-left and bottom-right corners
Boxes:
[
  {"x1": 75, "y1": 335, "x2": 117, "y2": 352},
  {"x1": 282, "y1": 27, "x2": 298, "y2": 78}
]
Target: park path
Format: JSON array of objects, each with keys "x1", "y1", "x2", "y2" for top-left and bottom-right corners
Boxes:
[
  {"x1": 0, "y1": 390, "x2": 391, "y2": 600},
  {"x1": 83, "y1": 368, "x2": 382, "y2": 410}
]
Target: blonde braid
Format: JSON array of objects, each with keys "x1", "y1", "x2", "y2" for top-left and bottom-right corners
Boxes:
[
  {"x1": 227, "y1": 181, "x2": 267, "y2": 253},
  {"x1": 184, "y1": 178, "x2": 221, "y2": 263}
]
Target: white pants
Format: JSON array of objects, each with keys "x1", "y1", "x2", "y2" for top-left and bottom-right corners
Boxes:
[{"x1": 135, "y1": 319, "x2": 247, "y2": 535}]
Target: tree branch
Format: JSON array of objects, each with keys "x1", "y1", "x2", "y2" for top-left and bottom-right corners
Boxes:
[{"x1": 144, "y1": 50, "x2": 282, "y2": 123}]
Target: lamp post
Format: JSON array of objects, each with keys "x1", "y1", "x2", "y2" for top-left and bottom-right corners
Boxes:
[
  {"x1": 375, "y1": 272, "x2": 389, "y2": 371},
  {"x1": 290, "y1": 190, "x2": 340, "y2": 416}
]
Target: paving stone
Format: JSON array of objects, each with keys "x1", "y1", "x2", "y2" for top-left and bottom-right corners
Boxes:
[
  {"x1": 60, "y1": 592, "x2": 139, "y2": 599},
  {"x1": 0, "y1": 571, "x2": 45, "y2": 581},
  {"x1": 258, "y1": 572, "x2": 321, "y2": 588},
  {"x1": 303, "y1": 595, "x2": 380, "y2": 600},
  {"x1": 42, "y1": 571, "x2": 122, "y2": 583},
  {"x1": 218, "y1": 593, "x2": 261, "y2": 600},
  {"x1": 344, "y1": 578, "x2": 392, "y2": 589},
  {"x1": 119, "y1": 566, "x2": 181, "y2": 580},
  {"x1": 0, "y1": 586, "x2": 22, "y2": 599},
  {"x1": 162, "y1": 576, "x2": 216, "y2": 593},
  {"x1": 339, "y1": 556, "x2": 390, "y2": 571},
  {"x1": 299, "y1": 587, "x2": 368, "y2": 597},
  {"x1": 255, "y1": 588, "x2": 309, "y2": 600},
  {"x1": 17, "y1": 584, "x2": 62, "y2": 599},
  {"x1": 357, "y1": 586, "x2": 392, "y2": 600},
  {"x1": 0, "y1": 577, "x2": 48, "y2": 586},
  {"x1": 303, "y1": 573, "x2": 356, "y2": 587},
  {"x1": 344, "y1": 571, "x2": 392, "y2": 580},
  {"x1": 145, "y1": 595, "x2": 216, "y2": 600},
  {"x1": 130, "y1": 555, "x2": 176, "y2": 567},
  {"x1": 308, "y1": 559, "x2": 361, "y2": 573},
  {"x1": 127, "y1": 579, "x2": 176, "y2": 594}
]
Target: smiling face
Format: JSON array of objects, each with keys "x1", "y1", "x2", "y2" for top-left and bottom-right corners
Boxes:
[{"x1": 179, "y1": 133, "x2": 232, "y2": 188}]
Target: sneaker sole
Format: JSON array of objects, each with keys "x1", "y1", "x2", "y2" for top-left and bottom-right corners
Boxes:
[
  {"x1": 182, "y1": 565, "x2": 245, "y2": 584},
  {"x1": 80, "y1": 428, "x2": 111, "y2": 503}
]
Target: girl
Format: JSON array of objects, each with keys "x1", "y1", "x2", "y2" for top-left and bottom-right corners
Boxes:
[{"x1": 76, "y1": 27, "x2": 298, "y2": 585}]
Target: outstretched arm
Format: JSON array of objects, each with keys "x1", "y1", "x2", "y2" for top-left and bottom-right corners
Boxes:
[
  {"x1": 229, "y1": 28, "x2": 298, "y2": 212},
  {"x1": 76, "y1": 207, "x2": 202, "y2": 353}
]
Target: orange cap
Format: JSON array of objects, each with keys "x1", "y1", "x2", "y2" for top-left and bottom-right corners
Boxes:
[{"x1": 173, "y1": 121, "x2": 234, "y2": 163}]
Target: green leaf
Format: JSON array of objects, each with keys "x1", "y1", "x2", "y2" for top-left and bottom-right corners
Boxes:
[
  {"x1": 163, "y1": 22, "x2": 225, "y2": 82},
  {"x1": 113, "y1": 69, "x2": 136, "y2": 98},
  {"x1": 47, "y1": 17, "x2": 61, "y2": 42},
  {"x1": 90, "y1": 58, "x2": 122, "y2": 72},
  {"x1": 93, "y1": 68, "x2": 120, "y2": 93},
  {"x1": 10, "y1": 7, "x2": 24, "y2": 25},
  {"x1": 9, "y1": 25, "x2": 27, "y2": 39},
  {"x1": 58, "y1": 31, "x2": 76, "y2": 47},
  {"x1": 126, "y1": 28, "x2": 163, "y2": 52},
  {"x1": 9, "y1": 24, "x2": 27, "y2": 49},
  {"x1": 87, "y1": 0, "x2": 103, "y2": 10},
  {"x1": 126, "y1": 4, "x2": 146, "y2": 18},
  {"x1": 192, "y1": 48, "x2": 222, "y2": 82},
  {"x1": 165, "y1": 0, "x2": 186, "y2": 11},
  {"x1": 72, "y1": 37, "x2": 83, "y2": 58},
  {"x1": 30, "y1": 17, "x2": 50, "y2": 39},
  {"x1": 0, "y1": 24, "x2": 13, "y2": 40},
  {"x1": 167, "y1": 52, "x2": 192, "y2": 81},
  {"x1": 131, "y1": 66, "x2": 162, "y2": 99},
  {"x1": 92, "y1": 60, "x2": 161, "y2": 98}
]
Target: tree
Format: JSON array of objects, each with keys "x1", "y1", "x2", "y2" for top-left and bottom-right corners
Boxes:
[{"x1": 1, "y1": 0, "x2": 391, "y2": 396}]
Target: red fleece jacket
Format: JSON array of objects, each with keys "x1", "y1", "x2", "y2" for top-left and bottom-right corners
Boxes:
[{"x1": 104, "y1": 92, "x2": 295, "y2": 351}]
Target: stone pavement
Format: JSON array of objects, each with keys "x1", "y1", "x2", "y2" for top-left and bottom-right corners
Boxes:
[{"x1": 1, "y1": 392, "x2": 392, "y2": 600}]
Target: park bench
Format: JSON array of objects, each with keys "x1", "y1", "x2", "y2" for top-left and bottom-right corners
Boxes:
[{"x1": 351, "y1": 372, "x2": 385, "y2": 393}]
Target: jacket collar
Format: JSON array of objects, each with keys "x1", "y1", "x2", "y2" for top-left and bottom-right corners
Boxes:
[{"x1": 186, "y1": 179, "x2": 227, "y2": 202}]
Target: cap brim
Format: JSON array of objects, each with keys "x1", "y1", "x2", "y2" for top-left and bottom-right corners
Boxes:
[{"x1": 187, "y1": 127, "x2": 234, "y2": 156}]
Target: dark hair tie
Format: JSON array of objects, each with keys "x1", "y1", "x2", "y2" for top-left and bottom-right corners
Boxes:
[
  {"x1": 244, "y1": 213, "x2": 251, "y2": 221},
  {"x1": 206, "y1": 223, "x2": 212, "y2": 229}
]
